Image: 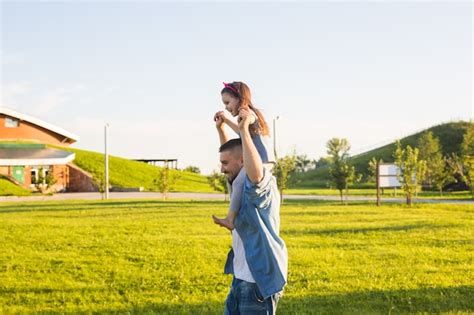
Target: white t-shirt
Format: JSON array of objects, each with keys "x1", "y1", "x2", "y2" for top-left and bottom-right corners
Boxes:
[
  {"x1": 229, "y1": 168, "x2": 255, "y2": 283},
  {"x1": 232, "y1": 229, "x2": 256, "y2": 283}
]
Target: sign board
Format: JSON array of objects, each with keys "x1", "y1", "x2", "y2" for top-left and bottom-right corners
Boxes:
[{"x1": 378, "y1": 163, "x2": 401, "y2": 188}]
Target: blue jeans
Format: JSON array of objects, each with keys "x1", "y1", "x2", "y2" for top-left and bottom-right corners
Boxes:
[{"x1": 224, "y1": 277, "x2": 281, "y2": 315}]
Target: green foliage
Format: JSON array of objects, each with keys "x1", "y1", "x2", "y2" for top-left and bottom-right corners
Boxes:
[
  {"x1": 31, "y1": 167, "x2": 57, "y2": 194},
  {"x1": 154, "y1": 167, "x2": 179, "y2": 198},
  {"x1": 394, "y1": 141, "x2": 427, "y2": 205},
  {"x1": 207, "y1": 170, "x2": 228, "y2": 194},
  {"x1": 417, "y1": 131, "x2": 444, "y2": 188},
  {"x1": 295, "y1": 154, "x2": 313, "y2": 173},
  {"x1": 293, "y1": 121, "x2": 471, "y2": 188},
  {"x1": 461, "y1": 123, "x2": 474, "y2": 195},
  {"x1": 273, "y1": 155, "x2": 297, "y2": 200},
  {"x1": 53, "y1": 146, "x2": 214, "y2": 192},
  {"x1": 314, "y1": 156, "x2": 331, "y2": 169},
  {"x1": 367, "y1": 157, "x2": 383, "y2": 183},
  {"x1": 0, "y1": 200, "x2": 473, "y2": 313},
  {"x1": 183, "y1": 166, "x2": 201, "y2": 174},
  {"x1": 327, "y1": 138, "x2": 356, "y2": 203}
]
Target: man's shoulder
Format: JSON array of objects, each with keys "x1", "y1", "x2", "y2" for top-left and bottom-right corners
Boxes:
[{"x1": 244, "y1": 169, "x2": 277, "y2": 200}]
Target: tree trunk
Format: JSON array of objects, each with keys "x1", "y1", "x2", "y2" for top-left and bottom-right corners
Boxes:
[
  {"x1": 406, "y1": 194, "x2": 412, "y2": 205},
  {"x1": 339, "y1": 190, "x2": 343, "y2": 204}
]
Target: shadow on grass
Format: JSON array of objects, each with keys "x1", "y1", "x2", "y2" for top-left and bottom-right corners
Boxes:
[
  {"x1": 284, "y1": 210, "x2": 379, "y2": 217},
  {"x1": 282, "y1": 223, "x2": 457, "y2": 236},
  {"x1": 85, "y1": 285, "x2": 473, "y2": 314},
  {"x1": 0, "y1": 200, "x2": 227, "y2": 214}
]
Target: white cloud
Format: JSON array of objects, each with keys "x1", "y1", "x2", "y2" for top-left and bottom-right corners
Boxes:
[
  {"x1": 0, "y1": 82, "x2": 86, "y2": 115},
  {"x1": 34, "y1": 85, "x2": 85, "y2": 115}
]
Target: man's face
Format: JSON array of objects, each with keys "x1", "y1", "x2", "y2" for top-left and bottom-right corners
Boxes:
[{"x1": 220, "y1": 149, "x2": 243, "y2": 183}]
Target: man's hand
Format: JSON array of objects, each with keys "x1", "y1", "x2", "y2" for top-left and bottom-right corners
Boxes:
[{"x1": 238, "y1": 108, "x2": 256, "y2": 132}]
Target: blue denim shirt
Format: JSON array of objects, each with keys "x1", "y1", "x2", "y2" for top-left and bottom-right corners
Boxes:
[{"x1": 224, "y1": 169, "x2": 288, "y2": 298}]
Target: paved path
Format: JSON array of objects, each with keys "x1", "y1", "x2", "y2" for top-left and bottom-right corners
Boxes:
[{"x1": 1, "y1": 192, "x2": 473, "y2": 204}]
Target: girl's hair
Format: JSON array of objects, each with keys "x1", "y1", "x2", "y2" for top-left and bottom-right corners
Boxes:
[{"x1": 221, "y1": 81, "x2": 270, "y2": 136}]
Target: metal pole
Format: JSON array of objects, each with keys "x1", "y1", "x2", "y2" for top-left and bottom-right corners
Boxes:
[
  {"x1": 104, "y1": 123, "x2": 109, "y2": 200},
  {"x1": 273, "y1": 116, "x2": 279, "y2": 159},
  {"x1": 376, "y1": 160, "x2": 380, "y2": 206}
]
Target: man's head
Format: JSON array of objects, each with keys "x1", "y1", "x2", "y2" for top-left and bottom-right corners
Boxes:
[{"x1": 219, "y1": 138, "x2": 243, "y2": 183}]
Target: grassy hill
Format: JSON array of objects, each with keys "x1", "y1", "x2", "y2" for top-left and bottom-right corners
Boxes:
[
  {"x1": 0, "y1": 177, "x2": 31, "y2": 196},
  {"x1": 56, "y1": 147, "x2": 215, "y2": 193},
  {"x1": 293, "y1": 121, "x2": 472, "y2": 188}
]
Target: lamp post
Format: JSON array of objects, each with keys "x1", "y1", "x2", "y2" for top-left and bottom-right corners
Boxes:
[
  {"x1": 104, "y1": 123, "x2": 110, "y2": 200},
  {"x1": 273, "y1": 116, "x2": 280, "y2": 159}
]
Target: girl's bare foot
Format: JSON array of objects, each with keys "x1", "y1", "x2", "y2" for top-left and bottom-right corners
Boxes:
[{"x1": 212, "y1": 215, "x2": 234, "y2": 231}]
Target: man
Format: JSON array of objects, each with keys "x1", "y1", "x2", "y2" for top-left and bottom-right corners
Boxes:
[{"x1": 215, "y1": 108, "x2": 288, "y2": 314}]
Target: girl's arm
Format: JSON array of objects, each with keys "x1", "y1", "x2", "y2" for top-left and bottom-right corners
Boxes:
[
  {"x1": 223, "y1": 117, "x2": 239, "y2": 134},
  {"x1": 222, "y1": 110, "x2": 255, "y2": 135},
  {"x1": 215, "y1": 112, "x2": 230, "y2": 145}
]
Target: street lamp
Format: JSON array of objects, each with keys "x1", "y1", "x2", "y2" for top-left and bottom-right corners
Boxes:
[
  {"x1": 273, "y1": 116, "x2": 280, "y2": 159},
  {"x1": 104, "y1": 123, "x2": 110, "y2": 200}
]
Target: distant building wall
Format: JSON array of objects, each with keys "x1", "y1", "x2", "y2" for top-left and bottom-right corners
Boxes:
[
  {"x1": 67, "y1": 164, "x2": 98, "y2": 192},
  {"x1": 51, "y1": 165, "x2": 69, "y2": 192},
  {"x1": 0, "y1": 115, "x2": 71, "y2": 146}
]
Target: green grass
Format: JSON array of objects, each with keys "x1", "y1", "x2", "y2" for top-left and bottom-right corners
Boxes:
[
  {"x1": 285, "y1": 188, "x2": 474, "y2": 200},
  {"x1": 0, "y1": 178, "x2": 31, "y2": 196},
  {"x1": 56, "y1": 146, "x2": 215, "y2": 193},
  {"x1": 1, "y1": 199, "x2": 473, "y2": 314}
]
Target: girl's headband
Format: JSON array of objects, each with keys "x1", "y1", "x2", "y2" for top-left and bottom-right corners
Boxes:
[{"x1": 222, "y1": 82, "x2": 239, "y2": 95}]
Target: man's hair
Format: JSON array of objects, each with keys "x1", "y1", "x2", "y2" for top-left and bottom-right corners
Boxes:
[{"x1": 219, "y1": 138, "x2": 242, "y2": 153}]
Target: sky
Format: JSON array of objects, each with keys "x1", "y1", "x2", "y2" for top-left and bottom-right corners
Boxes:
[{"x1": 1, "y1": 1, "x2": 472, "y2": 174}]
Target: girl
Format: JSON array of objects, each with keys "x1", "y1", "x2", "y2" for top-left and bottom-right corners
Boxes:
[{"x1": 212, "y1": 81, "x2": 275, "y2": 230}]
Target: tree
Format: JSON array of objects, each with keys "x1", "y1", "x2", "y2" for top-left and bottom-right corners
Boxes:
[
  {"x1": 314, "y1": 156, "x2": 331, "y2": 169},
  {"x1": 154, "y1": 166, "x2": 178, "y2": 199},
  {"x1": 446, "y1": 153, "x2": 466, "y2": 187},
  {"x1": 431, "y1": 156, "x2": 454, "y2": 196},
  {"x1": 367, "y1": 157, "x2": 383, "y2": 183},
  {"x1": 207, "y1": 170, "x2": 229, "y2": 200},
  {"x1": 417, "y1": 131, "x2": 444, "y2": 188},
  {"x1": 183, "y1": 166, "x2": 201, "y2": 174},
  {"x1": 31, "y1": 167, "x2": 56, "y2": 194},
  {"x1": 393, "y1": 141, "x2": 427, "y2": 205},
  {"x1": 295, "y1": 154, "x2": 312, "y2": 173},
  {"x1": 461, "y1": 123, "x2": 474, "y2": 196},
  {"x1": 273, "y1": 155, "x2": 297, "y2": 202},
  {"x1": 326, "y1": 138, "x2": 356, "y2": 203}
]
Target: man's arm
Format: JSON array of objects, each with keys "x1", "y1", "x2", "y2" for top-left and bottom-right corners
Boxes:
[{"x1": 238, "y1": 109, "x2": 264, "y2": 184}]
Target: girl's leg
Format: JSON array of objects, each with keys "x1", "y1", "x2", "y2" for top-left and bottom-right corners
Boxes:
[{"x1": 212, "y1": 168, "x2": 246, "y2": 230}]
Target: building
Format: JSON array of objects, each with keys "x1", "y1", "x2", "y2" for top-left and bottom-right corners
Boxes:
[{"x1": 0, "y1": 107, "x2": 96, "y2": 192}]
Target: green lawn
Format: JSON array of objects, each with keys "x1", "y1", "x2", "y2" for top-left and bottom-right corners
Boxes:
[{"x1": 1, "y1": 199, "x2": 472, "y2": 314}]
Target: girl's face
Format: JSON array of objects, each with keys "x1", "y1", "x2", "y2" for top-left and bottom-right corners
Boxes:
[{"x1": 221, "y1": 92, "x2": 240, "y2": 117}]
